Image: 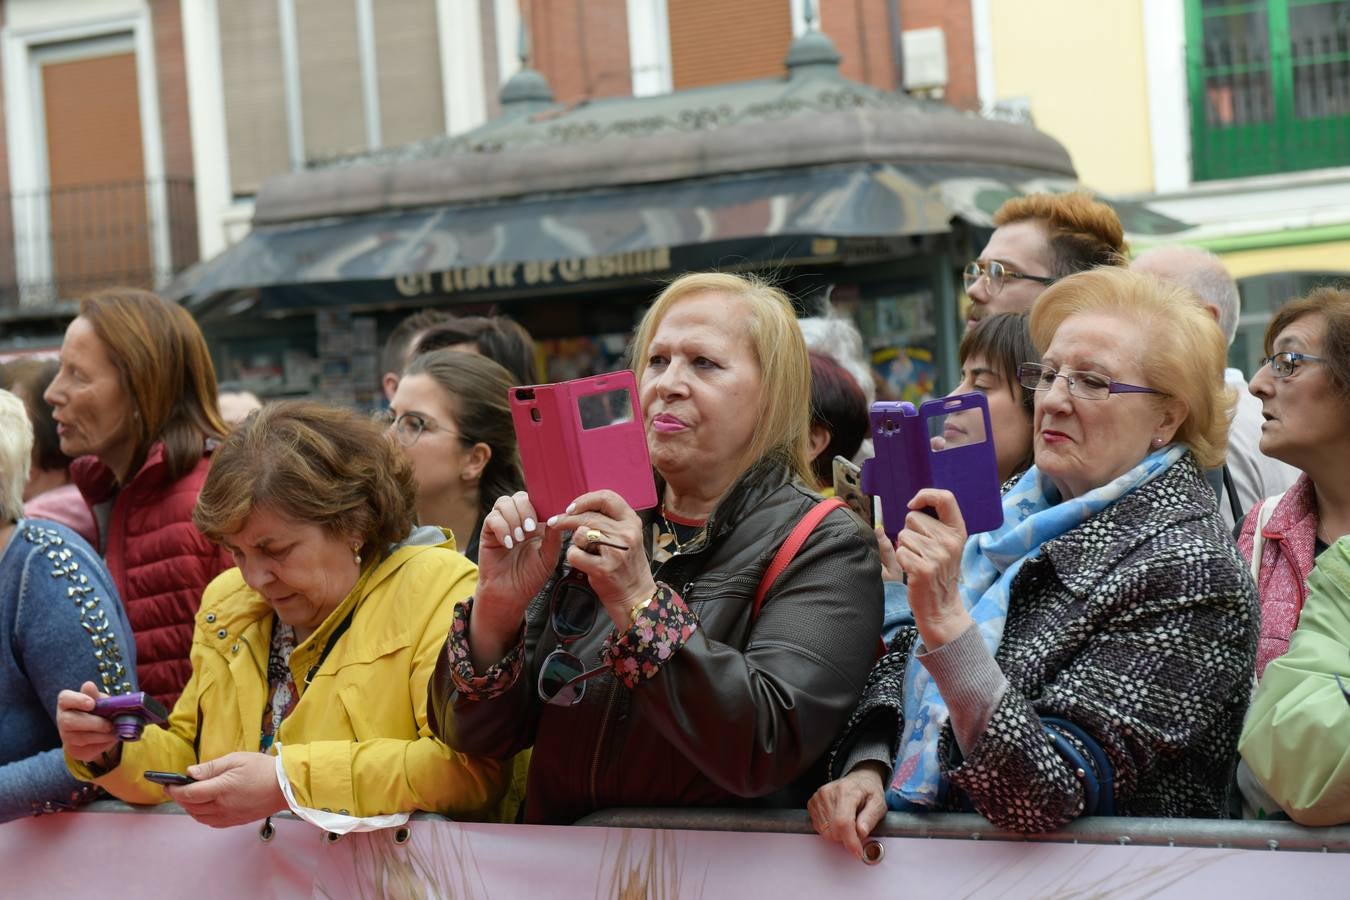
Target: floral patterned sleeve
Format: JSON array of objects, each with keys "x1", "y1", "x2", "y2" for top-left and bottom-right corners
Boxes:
[
  {"x1": 600, "y1": 582, "x2": 700, "y2": 688},
  {"x1": 443, "y1": 596, "x2": 525, "y2": 700}
]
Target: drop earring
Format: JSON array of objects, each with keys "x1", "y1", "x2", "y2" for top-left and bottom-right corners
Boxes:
[{"x1": 352, "y1": 543, "x2": 362, "y2": 566}]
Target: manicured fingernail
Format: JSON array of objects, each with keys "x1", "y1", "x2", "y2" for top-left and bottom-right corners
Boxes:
[
  {"x1": 566, "y1": 502, "x2": 576, "y2": 513},
  {"x1": 514, "y1": 527, "x2": 524, "y2": 542},
  {"x1": 547, "y1": 515, "x2": 559, "y2": 527},
  {"x1": 504, "y1": 535, "x2": 514, "y2": 550},
  {"x1": 524, "y1": 518, "x2": 536, "y2": 533}
]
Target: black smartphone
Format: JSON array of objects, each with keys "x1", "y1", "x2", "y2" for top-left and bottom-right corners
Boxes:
[{"x1": 143, "y1": 770, "x2": 196, "y2": 786}]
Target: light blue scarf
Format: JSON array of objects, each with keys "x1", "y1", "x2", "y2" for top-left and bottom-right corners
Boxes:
[{"x1": 886, "y1": 445, "x2": 1185, "y2": 809}]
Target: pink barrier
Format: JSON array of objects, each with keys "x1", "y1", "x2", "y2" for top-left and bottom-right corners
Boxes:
[{"x1": 3, "y1": 805, "x2": 1349, "y2": 898}]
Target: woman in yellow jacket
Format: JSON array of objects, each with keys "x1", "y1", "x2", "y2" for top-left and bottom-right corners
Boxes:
[{"x1": 56, "y1": 401, "x2": 506, "y2": 828}]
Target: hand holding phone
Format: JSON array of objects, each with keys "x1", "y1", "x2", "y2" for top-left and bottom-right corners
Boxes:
[{"x1": 143, "y1": 770, "x2": 196, "y2": 787}]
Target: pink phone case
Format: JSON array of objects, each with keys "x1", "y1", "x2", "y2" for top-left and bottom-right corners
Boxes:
[{"x1": 510, "y1": 370, "x2": 658, "y2": 519}]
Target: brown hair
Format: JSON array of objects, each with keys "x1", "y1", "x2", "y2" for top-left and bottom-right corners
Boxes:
[
  {"x1": 381, "y1": 308, "x2": 455, "y2": 379},
  {"x1": 1029, "y1": 268, "x2": 1233, "y2": 469},
  {"x1": 1264, "y1": 286, "x2": 1350, "y2": 399},
  {"x1": 414, "y1": 315, "x2": 539, "y2": 386},
  {"x1": 993, "y1": 191, "x2": 1129, "y2": 278},
  {"x1": 959, "y1": 312, "x2": 1037, "y2": 473},
  {"x1": 403, "y1": 349, "x2": 524, "y2": 523},
  {"x1": 631, "y1": 272, "x2": 814, "y2": 486},
  {"x1": 0, "y1": 358, "x2": 69, "y2": 472},
  {"x1": 79, "y1": 289, "x2": 226, "y2": 483},
  {"x1": 194, "y1": 401, "x2": 416, "y2": 563}
]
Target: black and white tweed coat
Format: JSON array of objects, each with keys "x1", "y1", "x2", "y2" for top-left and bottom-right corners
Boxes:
[{"x1": 831, "y1": 453, "x2": 1259, "y2": 833}]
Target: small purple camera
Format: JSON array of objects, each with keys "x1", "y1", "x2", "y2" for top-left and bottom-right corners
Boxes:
[{"x1": 91, "y1": 692, "x2": 169, "y2": 741}]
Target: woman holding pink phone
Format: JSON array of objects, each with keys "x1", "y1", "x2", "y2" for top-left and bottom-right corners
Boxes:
[{"x1": 428, "y1": 271, "x2": 884, "y2": 824}]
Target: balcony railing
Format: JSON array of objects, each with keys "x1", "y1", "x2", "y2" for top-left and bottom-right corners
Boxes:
[{"x1": 0, "y1": 177, "x2": 197, "y2": 313}]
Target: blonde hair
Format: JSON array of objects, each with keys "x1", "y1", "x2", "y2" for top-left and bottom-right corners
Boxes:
[
  {"x1": 631, "y1": 272, "x2": 814, "y2": 486},
  {"x1": 0, "y1": 390, "x2": 33, "y2": 522},
  {"x1": 1029, "y1": 267, "x2": 1234, "y2": 469}
]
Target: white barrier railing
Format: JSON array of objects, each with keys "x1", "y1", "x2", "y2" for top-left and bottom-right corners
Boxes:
[{"x1": 2, "y1": 801, "x2": 1347, "y2": 899}]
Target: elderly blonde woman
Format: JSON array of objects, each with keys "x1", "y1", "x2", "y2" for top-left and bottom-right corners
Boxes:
[
  {"x1": 57, "y1": 401, "x2": 506, "y2": 830},
  {"x1": 429, "y1": 272, "x2": 884, "y2": 824},
  {"x1": 811, "y1": 268, "x2": 1257, "y2": 852},
  {"x1": 0, "y1": 390, "x2": 136, "y2": 823}
]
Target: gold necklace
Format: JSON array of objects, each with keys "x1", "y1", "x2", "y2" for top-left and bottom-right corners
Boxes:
[{"x1": 658, "y1": 507, "x2": 706, "y2": 555}]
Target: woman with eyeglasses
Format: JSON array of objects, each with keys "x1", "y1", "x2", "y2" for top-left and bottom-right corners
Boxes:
[
  {"x1": 386, "y1": 350, "x2": 524, "y2": 563},
  {"x1": 1235, "y1": 287, "x2": 1350, "y2": 823},
  {"x1": 811, "y1": 268, "x2": 1257, "y2": 852},
  {"x1": 57, "y1": 401, "x2": 508, "y2": 830},
  {"x1": 427, "y1": 272, "x2": 883, "y2": 825}
]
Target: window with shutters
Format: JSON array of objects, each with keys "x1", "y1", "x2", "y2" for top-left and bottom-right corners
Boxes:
[
  {"x1": 668, "y1": 0, "x2": 794, "y2": 90},
  {"x1": 217, "y1": 0, "x2": 448, "y2": 196},
  {"x1": 1187, "y1": 0, "x2": 1350, "y2": 180}
]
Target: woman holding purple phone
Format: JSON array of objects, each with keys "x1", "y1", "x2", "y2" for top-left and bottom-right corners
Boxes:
[
  {"x1": 428, "y1": 272, "x2": 884, "y2": 824},
  {"x1": 811, "y1": 268, "x2": 1258, "y2": 854}
]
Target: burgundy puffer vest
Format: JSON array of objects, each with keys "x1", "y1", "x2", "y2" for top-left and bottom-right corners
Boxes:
[{"x1": 73, "y1": 443, "x2": 229, "y2": 706}]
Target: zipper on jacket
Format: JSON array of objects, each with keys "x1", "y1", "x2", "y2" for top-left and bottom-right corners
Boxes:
[{"x1": 588, "y1": 681, "x2": 619, "y2": 807}]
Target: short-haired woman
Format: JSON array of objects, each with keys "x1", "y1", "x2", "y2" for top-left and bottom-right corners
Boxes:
[
  {"x1": 0, "y1": 390, "x2": 137, "y2": 824},
  {"x1": 877, "y1": 313, "x2": 1037, "y2": 642},
  {"x1": 430, "y1": 272, "x2": 884, "y2": 824},
  {"x1": 1236, "y1": 286, "x2": 1350, "y2": 822},
  {"x1": 386, "y1": 350, "x2": 524, "y2": 562},
  {"x1": 44, "y1": 289, "x2": 229, "y2": 706},
  {"x1": 812, "y1": 268, "x2": 1256, "y2": 850},
  {"x1": 1236, "y1": 287, "x2": 1350, "y2": 678},
  {"x1": 56, "y1": 402, "x2": 506, "y2": 829},
  {"x1": 806, "y1": 351, "x2": 869, "y2": 490}
]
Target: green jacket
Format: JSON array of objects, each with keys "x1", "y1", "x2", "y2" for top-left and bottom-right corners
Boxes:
[{"x1": 1240, "y1": 536, "x2": 1350, "y2": 826}]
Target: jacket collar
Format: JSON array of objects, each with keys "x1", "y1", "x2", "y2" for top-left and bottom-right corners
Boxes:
[
  {"x1": 71, "y1": 442, "x2": 169, "y2": 504},
  {"x1": 1039, "y1": 453, "x2": 1212, "y2": 599},
  {"x1": 205, "y1": 526, "x2": 456, "y2": 639},
  {"x1": 649, "y1": 455, "x2": 794, "y2": 538}
]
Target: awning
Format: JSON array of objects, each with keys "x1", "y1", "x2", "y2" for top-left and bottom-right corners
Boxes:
[{"x1": 172, "y1": 161, "x2": 1194, "y2": 320}]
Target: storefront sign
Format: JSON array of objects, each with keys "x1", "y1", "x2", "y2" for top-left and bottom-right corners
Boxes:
[{"x1": 394, "y1": 247, "x2": 673, "y2": 298}]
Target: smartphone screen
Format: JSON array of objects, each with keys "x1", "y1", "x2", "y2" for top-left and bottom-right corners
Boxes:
[{"x1": 831, "y1": 455, "x2": 875, "y2": 527}]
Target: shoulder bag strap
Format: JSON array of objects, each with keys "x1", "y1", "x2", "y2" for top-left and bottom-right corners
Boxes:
[
  {"x1": 751, "y1": 498, "x2": 847, "y2": 621},
  {"x1": 1250, "y1": 491, "x2": 1285, "y2": 584}
]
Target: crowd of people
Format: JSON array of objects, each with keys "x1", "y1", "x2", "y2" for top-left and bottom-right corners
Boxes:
[{"x1": 0, "y1": 191, "x2": 1346, "y2": 851}]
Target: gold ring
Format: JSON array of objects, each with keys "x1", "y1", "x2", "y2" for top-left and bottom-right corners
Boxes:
[{"x1": 584, "y1": 528, "x2": 606, "y2": 544}]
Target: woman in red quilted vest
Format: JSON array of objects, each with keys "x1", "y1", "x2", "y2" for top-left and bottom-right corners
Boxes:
[
  {"x1": 1237, "y1": 287, "x2": 1350, "y2": 680},
  {"x1": 44, "y1": 289, "x2": 229, "y2": 707}
]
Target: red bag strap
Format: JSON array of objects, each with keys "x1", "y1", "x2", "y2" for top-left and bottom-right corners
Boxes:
[{"x1": 751, "y1": 498, "x2": 847, "y2": 621}]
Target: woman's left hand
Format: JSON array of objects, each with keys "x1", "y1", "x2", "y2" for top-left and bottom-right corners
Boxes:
[
  {"x1": 167, "y1": 752, "x2": 286, "y2": 828},
  {"x1": 551, "y1": 490, "x2": 656, "y2": 630},
  {"x1": 895, "y1": 488, "x2": 971, "y2": 651}
]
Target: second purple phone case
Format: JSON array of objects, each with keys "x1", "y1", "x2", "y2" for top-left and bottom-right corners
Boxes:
[{"x1": 860, "y1": 393, "x2": 1004, "y2": 539}]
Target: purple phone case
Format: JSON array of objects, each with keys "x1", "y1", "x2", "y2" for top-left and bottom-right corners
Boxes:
[{"x1": 860, "y1": 393, "x2": 1004, "y2": 539}]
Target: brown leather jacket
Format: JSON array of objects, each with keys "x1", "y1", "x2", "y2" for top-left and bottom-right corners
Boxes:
[{"x1": 429, "y1": 458, "x2": 884, "y2": 824}]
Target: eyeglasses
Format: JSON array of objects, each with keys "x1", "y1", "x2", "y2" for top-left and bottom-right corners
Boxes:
[
  {"x1": 963, "y1": 260, "x2": 1057, "y2": 296},
  {"x1": 1017, "y1": 362, "x2": 1165, "y2": 401},
  {"x1": 537, "y1": 569, "x2": 609, "y2": 706},
  {"x1": 374, "y1": 409, "x2": 471, "y2": 449},
  {"x1": 1259, "y1": 351, "x2": 1326, "y2": 379}
]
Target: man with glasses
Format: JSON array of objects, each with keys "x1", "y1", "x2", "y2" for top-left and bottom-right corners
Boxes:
[
  {"x1": 964, "y1": 191, "x2": 1128, "y2": 332},
  {"x1": 1133, "y1": 245, "x2": 1298, "y2": 527}
]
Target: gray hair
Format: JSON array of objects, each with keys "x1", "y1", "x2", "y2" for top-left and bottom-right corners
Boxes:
[
  {"x1": 1132, "y1": 245, "x2": 1241, "y2": 346},
  {"x1": 0, "y1": 389, "x2": 33, "y2": 523},
  {"x1": 798, "y1": 313, "x2": 876, "y2": 406}
]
